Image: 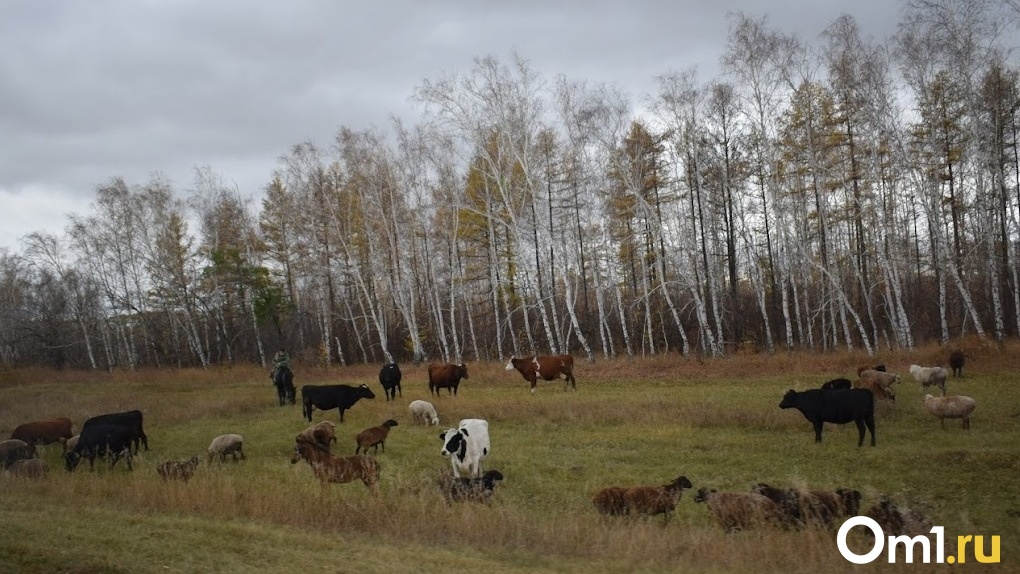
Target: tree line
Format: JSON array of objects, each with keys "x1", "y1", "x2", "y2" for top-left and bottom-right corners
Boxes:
[{"x1": 2, "y1": 3, "x2": 1020, "y2": 370}]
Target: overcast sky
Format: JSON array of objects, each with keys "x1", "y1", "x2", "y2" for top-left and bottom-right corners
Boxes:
[{"x1": 0, "y1": 1, "x2": 906, "y2": 252}]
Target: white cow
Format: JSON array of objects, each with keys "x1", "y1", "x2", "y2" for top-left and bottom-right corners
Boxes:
[{"x1": 439, "y1": 418, "x2": 490, "y2": 479}]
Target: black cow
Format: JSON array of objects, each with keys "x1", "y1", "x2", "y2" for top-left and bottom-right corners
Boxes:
[
  {"x1": 65, "y1": 423, "x2": 135, "y2": 472},
  {"x1": 821, "y1": 378, "x2": 852, "y2": 390},
  {"x1": 81, "y1": 410, "x2": 148, "y2": 453},
  {"x1": 270, "y1": 366, "x2": 296, "y2": 406},
  {"x1": 301, "y1": 384, "x2": 376, "y2": 423},
  {"x1": 779, "y1": 388, "x2": 876, "y2": 447},
  {"x1": 378, "y1": 363, "x2": 402, "y2": 401}
]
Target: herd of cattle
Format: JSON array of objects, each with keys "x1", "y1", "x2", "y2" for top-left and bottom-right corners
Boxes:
[{"x1": 3, "y1": 350, "x2": 973, "y2": 532}]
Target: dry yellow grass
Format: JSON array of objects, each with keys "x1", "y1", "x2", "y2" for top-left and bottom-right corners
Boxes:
[{"x1": 1, "y1": 342, "x2": 1017, "y2": 573}]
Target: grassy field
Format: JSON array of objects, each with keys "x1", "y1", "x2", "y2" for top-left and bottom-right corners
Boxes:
[{"x1": 1, "y1": 342, "x2": 1017, "y2": 573}]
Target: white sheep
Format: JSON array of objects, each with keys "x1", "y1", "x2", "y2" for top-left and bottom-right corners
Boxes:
[
  {"x1": 924, "y1": 394, "x2": 976, "y2": 429},
  {"x1": 909, "y1": 364, "x2": 948, "y2": 396},
  {"x1": 207, "y1": 434, "x2": 246, "y2": 463},
  {"x1": 409, "y1": 400, "x2": 439, "y2": 426}
]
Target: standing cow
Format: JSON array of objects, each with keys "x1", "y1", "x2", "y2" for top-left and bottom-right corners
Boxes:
[
  {"x1": 439, "y1": 419, "x2": 490, "y2": 479},
  {"x1": 301, "y1": 384, "x2": 376, "y2": 422},
  {"x1": 779, "y1": 388, "x2": 876, "y2": 447},
  {"x1": 505, "y1": 355, "x2": 577, "y2": 393},
  {"x1": 428, "y1": 363, "x2": 469, "y2": 397},
  {"x1": 379, "y1": 363, "x2": 402, "y2": 401}
]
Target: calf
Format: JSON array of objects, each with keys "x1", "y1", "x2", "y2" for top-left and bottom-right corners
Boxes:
[
  {"x1": 505, "y1": 355, "x2": 576, "y2": 393},
  {"x1": 378, "y1": 363, "x2": 402, "y2": 401},
  {"x1": 65, "y1": 423, "x2": 135, "y2": 471},
  {"x1": 428, "y1": 363, "x2": 468, "y2": 397},
  {"x1": 779, "y1": 388, "x2": 876, "y2": 447},
  {"x1": 439, "y1": 419, "x2": 490, "y2": 479},
  {"x1": 10, "y1": 417, "x2": 73, "y2": 452},
  {"x1": 301, "y1": 384, "x2": 376, "y2": 422}
]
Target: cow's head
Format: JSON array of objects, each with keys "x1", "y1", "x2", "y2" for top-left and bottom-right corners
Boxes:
[
  {"x1": 440, "y1": 429, "x2": 468, "y2": 461},
  {"x1": 778, "y1": 389, "x2": 798, "y2": 409},
  {"x1": 358, "y1": 384, "x2": 376, "y2": 399},
  {"x1": 504, "y1": 356, "x2": 517, "y2": 371}
]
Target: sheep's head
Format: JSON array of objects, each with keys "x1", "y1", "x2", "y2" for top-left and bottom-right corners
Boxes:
[{"x1": 693, "y1": 487, "x2": 716, "y2": 503}]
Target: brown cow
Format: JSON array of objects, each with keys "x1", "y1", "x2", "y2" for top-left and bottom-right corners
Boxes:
[
  {"x1": 505, "y1": 355, "x2": 576, "y2": 393},
  {"x1": 10, "y1": 417, "x2": 73, "y2": 453},
  {"x1": 428, "y1": 363, "x2": 469, "y2": 397}
]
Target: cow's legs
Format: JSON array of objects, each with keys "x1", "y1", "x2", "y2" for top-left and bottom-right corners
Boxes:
[{"x1": 812, "y1": 422, "x2": 824, "y2": 443}]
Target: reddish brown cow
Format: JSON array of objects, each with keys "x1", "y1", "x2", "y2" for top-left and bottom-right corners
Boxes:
[
  {"x1": 428, "y1": 363, "x2": 469, "y2": 397},
  {"x1": 10, "y1": 417, "x2": 73, "y2": 453},
  {"x1": 505, "y1": 355, "x2": 576, "y2": 393}
]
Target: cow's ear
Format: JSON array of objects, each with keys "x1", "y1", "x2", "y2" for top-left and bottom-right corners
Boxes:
[{"x1": 439, "y1": 432, "x2": 447, "y2": 440}]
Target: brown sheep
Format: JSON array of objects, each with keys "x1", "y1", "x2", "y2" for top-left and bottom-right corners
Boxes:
[
  {"x1": 856, "y1": 369, "x2": 899, "y2": 401},
  {"x1": 865, "y1": 496, "x2": 933, "y2": 537},
  {"x1": 10, "y1": 418, "x2": 73, "y2": 453},
  {"x1": 291, "y1": 436, "x2": 380, "y2": 493},
  {"x1": 593, "y1": 476, "x2": 693, "y2": 523},
  {"x1": 297, "y1": 421, "x2": 337, "y2": 450},
  {"x1": 855, "y1": 364, "x2": 886, "y2": 377},
  {"x1": 592, "y1": 486, "x2": 629, "y2": 516},
  {"x1": 694, "y1": 488, "x2": 785, "y2": 532},
  {"x1": 752, "y1": 483, "x2": 863, "y2": 529},
  {"x1": 157, "y1": 456, "x2": 201, "y2": 483},
  {"x1": 355, "y1": 419, "x2": 398, "y2": 455}
]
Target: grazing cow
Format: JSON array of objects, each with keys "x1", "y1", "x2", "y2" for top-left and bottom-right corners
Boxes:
[
  {"x1": 779, "y1": 388, "x2": 876, "y2": 447},
  {"x1": 291, "y1": 436, "x2": 381, "y2": 494},
  {"x1": 10, "y1": 417, "x2": 73, "y2": 452},
  {"x1": 820, "y1": 378, "x2": 852, "y2": 391},
  {"x1": 428, "y1": 363, "x2": 469, "y2": 397},
  {"x1": 300, "y1": 384, "x2": 376, "y2": 423},
  {"x1": 157, "y1": 456, "x2": 201, "y2": 483},
  {"x1": 65, "y1": 423, "x2": 135, "y2": 471},
  {"x1": 270, "y1": 365, "x2": 296, "y2": 406},
  {"x1": 439, "y1": 419, "x2": 490, "y2": 479},
  {"x1": 949, "y1": 350, "x2": 966, "y2": 378},
  {"x1": 81, "y1": 410, "x2": 148, "y2": 453},
  {"x1": 0, "y1": 439, "x2": 37, "y2": 470},
  {"x1": 505, "y1": 355, "x2": 576, "y2": 393},
  {"x1": 378, "y1": 363, "x2": 402, "y2": 401}
]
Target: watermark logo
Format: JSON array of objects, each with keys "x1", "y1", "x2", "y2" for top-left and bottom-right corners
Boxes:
[{"x1": 837, "y1": 516, "x2": 1000, "y2": 565}]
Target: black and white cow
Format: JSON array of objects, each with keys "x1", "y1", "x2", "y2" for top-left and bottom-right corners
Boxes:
[{"x1": 439, "y1": 418, "x2": 490, "y2": 479}]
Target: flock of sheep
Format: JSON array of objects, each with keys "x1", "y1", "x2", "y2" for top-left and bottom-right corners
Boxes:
[{"x1": 3, "y1": 348, "x2": 977, "y2": 535}]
